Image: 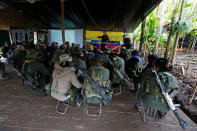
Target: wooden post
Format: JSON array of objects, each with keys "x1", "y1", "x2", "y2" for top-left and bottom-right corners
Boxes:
[
  {"x1": 8, "y1": 27, "x2": 13, "y2": 44},
  {"x1": 61, "y1": 0, "x2": 65, "y2": 45}
]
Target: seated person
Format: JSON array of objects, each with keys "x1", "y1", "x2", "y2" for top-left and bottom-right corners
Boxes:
[
  {"x1": 13, "y1": 45, "x2": 26, "y2": 71},
  {"x1": 22, "y1": 49, "x2": 50, "y2": 92},
  {"x1": 109, "y1": 50, "x2": 125, "y2": 86},
  {"x1": 51, "y1": 54, "x2": 82, "y2": 106},
  {"x1": 119, "y1": 47, "x2": 131, "y2": 61},
  {"x1": 137, "y1": 58, "x2": 179, "y2": 115},
  {"x1": 126, "y1": 50, "x2": 145, "y2": 91},
  {"x1": 140, "y1": 54, "x2": 158, "y2": 79},
  {"x1": 83, "y1": 55, "x2": 112, "y2": 105},
  {"x1": 74, "y1": 51, "x2": 87, "y2": 71}
]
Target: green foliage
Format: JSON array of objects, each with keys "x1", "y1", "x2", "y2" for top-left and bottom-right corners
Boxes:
[
  {"x1": 189, "y1": 18, "x2": 197, "y2": 41},
  {"x1": 133, "y1": 26, "x2": 141, "y2": 44},
  {"x1": 184, "y1": 3, "x2": 192, "y2": 8},
  {"x1": 145, "y1": 12, "x2": 158, "y2": 49},
  {"x1": 132, "y1": 0, "x2": 197, "y2": 51},
  {"x1": 172, "y1": 19, "x2": 193, "y2": 37},
  {"x1": 159, "y1": 33, "x2": 168, "y2": 47}
]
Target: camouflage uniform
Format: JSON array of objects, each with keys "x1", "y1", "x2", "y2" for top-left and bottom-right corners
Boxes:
[
  {"x1": 111, "y1": 55, "x2": 125, "y2": 84},
  {"x1": 13, "y1": 46, "x2": 26, "y2": 71},
  {"x1": 0, "y1": 62, "x2": 5, "y2": 79},
  {"x1": 22, "y1": 49, "x2": 50, "y2": 87},
  {"x1": 126, "y1": 54, "x2": 144, "y2": 91},
  {"x1": 119, "y1": 47, "x2": 131, "y2": 61},
  {"x1": 75, "y1": 57, "x2": 87, "y2": 71},
  {"x1": 139, "y1": 71, "x2": 179, "y2": 112},
  {"x1": 71, "y1": 45, "x2": 82, "y2": 61},
  {"x1": 83, "y1": 56, "x2": 112, "y2": 104},
  {"x1": 51, "y1": 49, "x2": 67, "y2": 66}
]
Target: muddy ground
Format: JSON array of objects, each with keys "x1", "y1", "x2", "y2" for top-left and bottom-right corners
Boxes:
[
  {"x1": 0, "y1": 65, "x2": 197, "y2": 131},
  {"x1": 172, "y1": 51, "x2": 197, "y2": 123}
]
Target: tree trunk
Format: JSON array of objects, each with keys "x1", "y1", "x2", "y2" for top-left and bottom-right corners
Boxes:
[
  {"x1": 139, "y1": 18, "x2": 146, "y2": 53},
  {"x1": 153, "y1": 0, "x2": 167, "y2": 54},
  {"x1": 171, "y1": 0, "x2": 186, "y2": 65},
  {"x1": 164, "y1": 1, "x2": 179, "y2": 59},
  {"x1": 133, "y1": 38, "x2": 135, "y2": 50},
  {"x1": 61, "y1": 0, "x2": 65, "y2": 45},
  {"x1": 180, "y1": 35, "x2": 186, "y2": 54}
]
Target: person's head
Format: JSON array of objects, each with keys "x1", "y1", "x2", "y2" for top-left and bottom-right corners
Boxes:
[
  {"x1": 92, "y1": 55, "x2": 103, "y2": 66},
  {"x1": 17, "y1": 45, "x2": 25, "y2": 51},
  {"x1": 22, "y1": 41, "x2": 26, "y2": 46},
  {"x1": 104, "y1": 47, "x2": 111, "y2": 54},
  {"x1": 77, "y1": 50, "x2": 84, "y2": 59},
  {"x1": 76, "y1": 44, "x2": 80, "y2": 48},
  {"x1": 66, "y1": 41, "x2": 70, "y2": 47},
  {"x1": 148, "y1": 54, "x2": 158, "y2": 65},
  {"x1": 5, "y1": 42, "x2": 9, "y2": 47},
  {"x1": 103, "y1": 31, "x2": 107, "y2": 35},
  {"x1": 26, "y1": 49, "x2": 38, "y2": 60},
  {"x1": 71, "y1": 43, "x2": 75, "y2": 47},
  {"x1": 59, "y1": 54, "x2": 72, "y2": 67},
  {"x1": 111, "y1": 50, "x2": 119, "y2": 57},
  {"x1": 121, "y1": 47, "x2": 126, "y2": 52},
  {"x1": 131, "y1": 50, "x2": 140, "y2": 56},
  {"x1": 60, "y1": 45, "x2": 66, "y2": 52},
  {"x1": 51, "y1": 42, "x2": 55, "y2": 46},
  {"x1": 154, "y1": 58, "x2": 173, "y2": 72},
  {"x1": 51, "y1": 42, "x2": 58, "y2": 48},
  {"x1": 88, "y1": 44, "x2": 94, "y2": 51},
  {"x1": 39, "y1": 43, "x2": 46, "y2": 50}
]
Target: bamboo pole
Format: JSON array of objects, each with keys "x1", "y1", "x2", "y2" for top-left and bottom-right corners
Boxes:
[{"x1": 61, "y1": 0, "x2": 65, "y2": 45}]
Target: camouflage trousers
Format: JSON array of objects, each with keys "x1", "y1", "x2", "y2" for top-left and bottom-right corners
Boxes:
[{"x1": 0, "y1": 62, "x2": 5, "y2": 77}]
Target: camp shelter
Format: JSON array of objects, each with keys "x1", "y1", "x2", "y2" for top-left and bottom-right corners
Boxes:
[{"x1": 0, "y1": 0, "x2": 162, "y2": 32}]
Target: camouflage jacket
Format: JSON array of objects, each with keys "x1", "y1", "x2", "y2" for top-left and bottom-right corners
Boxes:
[{"x1": 140, "y1": 71, "x2": 179, "y2": 112}]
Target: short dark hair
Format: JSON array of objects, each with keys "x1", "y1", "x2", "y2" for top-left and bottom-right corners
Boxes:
[{"x1": 155, "y1": 58, "x2": 172, "y2": 72}]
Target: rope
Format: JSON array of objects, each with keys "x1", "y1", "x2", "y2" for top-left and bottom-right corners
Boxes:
[{"x1": 81, "y1": 0, "x2": 115, "y2": 31}]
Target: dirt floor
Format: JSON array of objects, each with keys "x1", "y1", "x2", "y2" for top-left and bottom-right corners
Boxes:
[
  {"x1": 0, "y1": 65, "x2": 197, "y2": 131},
  {"x1": 172, "y1": 51, "x2": 197, "y2": 123}
]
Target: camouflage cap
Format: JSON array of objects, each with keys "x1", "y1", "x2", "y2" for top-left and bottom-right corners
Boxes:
[
  {"x1": 121, "y1": 47, "x2": 126, "y2": 50},
  {"x1": 26, "y1": 49, "x2": 39, "y2": 59},
  {"x1": 87, "y1": 44, "x2": 94, "y2": 51},
  {"x1": 60, "y1": 44, "x2": 66, "y2": 49},
  {"x1": 59, "y1": 54, "x2": 72, "y2": 63},
  {"x1": 104, "y1": 47, "x2": 111, "y2": 54}
]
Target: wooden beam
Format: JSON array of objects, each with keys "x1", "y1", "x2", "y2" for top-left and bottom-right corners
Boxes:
[{"x1": 61, "y1": 0, "x2": 65, "y2": 45}]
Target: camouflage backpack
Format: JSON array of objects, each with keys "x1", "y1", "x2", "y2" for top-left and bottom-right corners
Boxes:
[
  {"x1": 142, "y1": 72, "x2": 179, "y2": 112},
  {"x1": 83, "y1": 66, "x2": 111, "y2": 104}
]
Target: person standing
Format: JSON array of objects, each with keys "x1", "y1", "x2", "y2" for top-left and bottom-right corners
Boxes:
[
  {"x1": 98, "y1": 31, "x2": 110, "y2": 51},
  {"x1": 123, "y1": 34, "x2": 132, "y2": 49}
]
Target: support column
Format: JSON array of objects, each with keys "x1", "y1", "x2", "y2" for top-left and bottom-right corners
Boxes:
[{"x1": 61, "y1": 0, "x2": 65, "y2": 45}]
